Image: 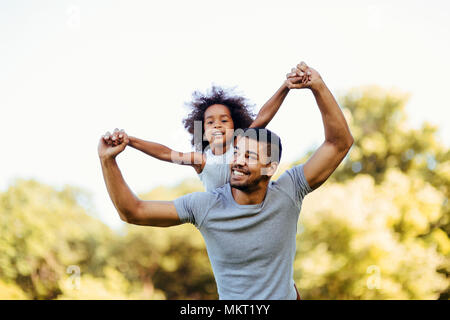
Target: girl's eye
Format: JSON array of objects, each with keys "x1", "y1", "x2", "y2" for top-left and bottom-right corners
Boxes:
[
  {"x1": 222, "y1": 120, "x2": 228, "y2": 123},
  {"x1": 207, "y1": 121, "x2": 213, "y2": 125}
]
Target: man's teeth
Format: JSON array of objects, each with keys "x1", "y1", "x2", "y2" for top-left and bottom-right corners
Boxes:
[{"x1": 233, "y1": 170, "x2": 245, "y2": 176}]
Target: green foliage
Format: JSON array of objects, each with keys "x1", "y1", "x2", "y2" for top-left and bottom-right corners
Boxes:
[
  {"x1": 0, "y1": 179, "x2": 117, "y2": 299},
  {"x1": 107, "y1": 224, "x2": 216, "y2": 299},
  {"x1": 335, "y1": 86, "x2": 449, "y2": 236},
  {"x1": 295, "y1": 170, "x2": 448, "y2": 299},
  {"x1": 0, "y1": 279, "x2": 27, "y2": 299},
  {"x1": 0, "y1": 177, "x2": 214, "y2": 299}
]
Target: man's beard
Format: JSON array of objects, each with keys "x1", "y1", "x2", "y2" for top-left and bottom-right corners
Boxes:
[
  {"x1": 230, "y1": 173, "x2": 268, "y2": 191},
  {"x1": 230, "y1": 180, "x2": 250, "y2": 190}
]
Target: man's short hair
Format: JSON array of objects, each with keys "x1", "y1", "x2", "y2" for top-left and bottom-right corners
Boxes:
[{"x1": 234, "y1": 127, "x2": 282, "y2": 163}]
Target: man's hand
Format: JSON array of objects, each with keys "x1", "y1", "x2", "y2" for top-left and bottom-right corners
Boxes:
[
  {"x1": 98, "y1": 128, "x2": 129, "y2": 160},
  {"x1": 103, "y1": 128, "x2": 127, "y2": 146},
  {"x1": 285, "y1": 61, "x2": 324, "y2": 91}
]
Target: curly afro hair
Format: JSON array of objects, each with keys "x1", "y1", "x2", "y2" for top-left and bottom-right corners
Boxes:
[{"x1": 183, "y1": 85, "x2": 256, "y2": 152}]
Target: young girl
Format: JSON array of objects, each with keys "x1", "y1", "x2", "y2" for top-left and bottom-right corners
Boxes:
[{"x1": 104, "y1": 79, "x2": 302, "y2": 191}]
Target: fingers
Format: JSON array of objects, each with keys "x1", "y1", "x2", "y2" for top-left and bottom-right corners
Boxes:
[
  {"x1": 117, "y1": 130, "x2": 129, "y2": 145},
  {"x1": 286, "y1": 71, "x2": 308, "y2": 86},
  {"x1": 110, "y1": 128, "x2": 119, "y2": 146},
  {"x1": 103, "y1": 129, "x2": 127, "y2": 147},
  {"x1": 300, "y1": 62, "x2": 313, "y2": 83},
  {"x1": 118, "y1": 129, "x2": 125, "y2": 141},
  {"x1": 286, "y1": 82, "x2": 305, "y2": 90},
  {"x1": 286, "y1": 61, "x2": 313, "y2": 86},
  {"x1": 292, "y1": 67, "x2": 305, "y2": 78},
  {"x1": 297, "y1": 61, "x2": 308, "y2": 72},
  {"x1": 285, "y1": 79, "x2": 306, "y2": 89},
  {"x1": 286, "y1": 76, "x2": 303, "y2": 84},
  {"x1": 122, "y1": 131, "x2": 130, "y2": 145},
  {"x1": 296, "y1": 70, "x2": 308, "y2": 84},
  {"x1": 103, "y1": 131, "x2": 113, "y2": 145},
  {"x1": 286, "y1": 72, "x2": 297, "y2": 78},
  {"x1": 111, "y1": 128, "x2": 125, "y2": 146}
]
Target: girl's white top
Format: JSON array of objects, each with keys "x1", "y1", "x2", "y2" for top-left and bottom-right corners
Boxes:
[{"x1": 198, "y1": 145, "x2": 235, "y2": 192}]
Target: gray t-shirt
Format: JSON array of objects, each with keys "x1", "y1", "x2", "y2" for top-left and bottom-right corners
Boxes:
[{"x1": 174, "y1": 164, "x2": 313, "y2": 300}]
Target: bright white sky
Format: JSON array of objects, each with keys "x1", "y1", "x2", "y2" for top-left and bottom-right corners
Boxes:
[{"x1": 1, "y1": 0, "x2": 449, "y2": 229}]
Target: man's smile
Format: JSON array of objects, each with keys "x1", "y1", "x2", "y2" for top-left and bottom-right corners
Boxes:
[{"x1": 232, "y1": 167, "x2": 249, "y2": 177}]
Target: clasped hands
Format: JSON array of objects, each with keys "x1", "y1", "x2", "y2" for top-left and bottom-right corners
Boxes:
[{"x1": 285, "y1": 61, "x2": 322, "y2": 90}]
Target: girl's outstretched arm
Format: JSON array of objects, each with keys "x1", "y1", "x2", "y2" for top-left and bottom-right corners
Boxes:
[
  {"x1": 249, "y1": 81, "x2": 291, "y2": 128},
  {"x1": 104, "y1": 130, "x2": 206, "y2": 174},
  {"x1": 129, "y1": 136, "x2": 206, "y2": 174}
]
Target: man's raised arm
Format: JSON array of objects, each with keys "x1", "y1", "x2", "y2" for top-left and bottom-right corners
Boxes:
[
  {"x1": 98, "y1": 129, "x2": 182, "y2": 227},
  {"x1": 286, "y1": 62, "x2": 354, "y2": 191}
]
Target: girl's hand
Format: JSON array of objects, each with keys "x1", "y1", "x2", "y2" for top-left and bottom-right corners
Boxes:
[
  {"x1": 98, "y1": 129, "x2": 129, "y2": 160},
  {"x1": 103, "y1": 128, "x2": 127, "y2": 147}
]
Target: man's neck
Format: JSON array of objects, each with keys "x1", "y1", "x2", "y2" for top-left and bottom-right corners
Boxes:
[{"x1": 231, "y1": 182, "x2": 269, "y2": 205}]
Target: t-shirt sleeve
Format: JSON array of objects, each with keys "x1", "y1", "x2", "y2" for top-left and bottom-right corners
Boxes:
[
  {"x1": 276, "y1": 164, "x2": 313, "y2": 206},
  {"x1": 173, "y1": 191, "x2": 214, "y2": 228}
]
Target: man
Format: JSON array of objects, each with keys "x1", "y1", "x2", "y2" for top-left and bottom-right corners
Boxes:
[{"x1": 98, "y1": 62, "x2": 354, "y2": 299}]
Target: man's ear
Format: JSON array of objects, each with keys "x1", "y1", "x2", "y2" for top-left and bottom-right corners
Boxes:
[{"x1": 261, "y1": 162, "x2": 279, "y2": 177}]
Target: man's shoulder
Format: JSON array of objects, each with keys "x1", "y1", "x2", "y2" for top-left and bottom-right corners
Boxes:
[
  {"x1": 174, "y1": 184, "x2": 230, "y2": 227},
  {"x1": 209, "y1": 183, "x2": 230, "y2": 199},
  {"x1": 275, "y1": 164, "x2": 307, "y2": 185},
  {"x1": 186, "y1": 183, "x2": 228, "y2": 203},
  {"x1": 271, "y1": 164, "x2": 312, "y2": 200}
]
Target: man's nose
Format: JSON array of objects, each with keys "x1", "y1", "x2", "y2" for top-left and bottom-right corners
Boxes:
[{"x1": 234, "y1": 153, "x2": 246, "y2": 166}]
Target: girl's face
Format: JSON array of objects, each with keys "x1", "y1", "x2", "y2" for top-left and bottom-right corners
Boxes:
[{"x1": 203, "y1": 104, "x2": 235, "y2": 148}]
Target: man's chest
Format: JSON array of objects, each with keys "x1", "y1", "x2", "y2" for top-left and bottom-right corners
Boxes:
[{"x1": 202, "y1": 208, "x2": 298, "y2": 263}]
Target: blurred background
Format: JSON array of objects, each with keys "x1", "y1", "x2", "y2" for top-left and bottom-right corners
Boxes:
[{"x1": 0, "y1": 0, "x2": 449, "y2": 299}]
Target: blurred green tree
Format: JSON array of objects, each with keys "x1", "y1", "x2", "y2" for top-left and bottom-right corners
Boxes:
[
  {"x1": 0, "y1": 179, "x2": 119, "y2": 299},
  {"x1": 295, "y1": 170, "x2": 448, "y2": 299},
  {"x1": 289, "y1": 86, "x2": 449, "y2": 299}
]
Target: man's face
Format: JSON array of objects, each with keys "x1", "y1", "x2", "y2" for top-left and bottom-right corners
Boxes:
[{"x1": 230, "y1": 136, "x2": 277, "y2": 191}]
